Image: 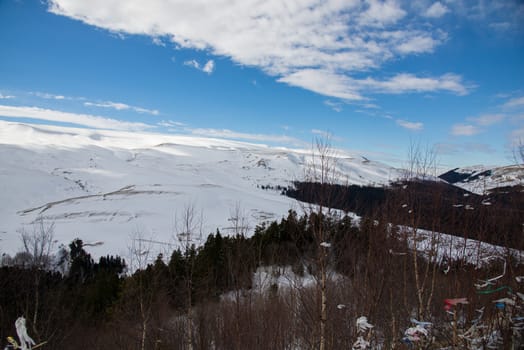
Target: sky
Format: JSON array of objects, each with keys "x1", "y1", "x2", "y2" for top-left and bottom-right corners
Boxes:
[{"x1": 0, "y1": 0, "x2": 523, "y2": 169}]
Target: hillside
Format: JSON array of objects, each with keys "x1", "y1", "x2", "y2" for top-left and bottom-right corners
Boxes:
[
  {"x1": 0, "y1": 121, "x2": 401, "y2": 257},
  {"x1": 439, "y1": 164, "x2": 524, "y2": 193},
  {"x1": 286, "y1": 180, "x2": 524, "y2": 249}
]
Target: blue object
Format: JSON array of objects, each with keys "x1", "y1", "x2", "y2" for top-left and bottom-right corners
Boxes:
[{"x1": 495, "y1": 302, "x2": 505, "y2": 309}]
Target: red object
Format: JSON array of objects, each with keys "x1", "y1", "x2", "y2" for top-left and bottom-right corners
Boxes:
[{"x1": 444, "y1": 298, "x2": 469, "y2": 310}]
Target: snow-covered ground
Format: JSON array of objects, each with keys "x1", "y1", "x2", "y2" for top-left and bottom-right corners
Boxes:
[
  {"x1": 443, "y1": 165, "x2": 524, "y2": 194},
  {"x1": 0, "y1": 121, "x2": 401, "y2": 258},
  {"x1": 399, "y1": 226, "x2": 524, "y2": 267}
]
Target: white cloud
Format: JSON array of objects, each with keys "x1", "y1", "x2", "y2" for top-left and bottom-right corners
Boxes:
[
  {"x1": 360, "y1": 102, "x2": 380, "y2": 109},
  {"x1": 424, "y1": 2, "x2": 449, "y2": 18},
  {"x1": 504, "y1": 96, "x2": 524, "y2": 109},
  {"x1": 395, "y1": 34, "x2": 440, "y2": 54},
  {"x1": 0, "y1": 93, "x2": 15, "y2": 99},
  {"x1": 324, "y1": 100, "x2": 343, "y2": 112},
  {"x1": 281, "y1": 71, "x2": 469, "y2": 100},
  {"x1": 184, "y1": 60, "x2": 200, "y2": 70},
  {"x1": 396, "y1": 119, "x2": 423, "y2": 131},
  {"x1": 152, "y1": 36, "x2": 166, "y2": 46},
  {"x1": 467, "y1": 114, "x2": 505, "y2": 126},
  {"x1": 358, "y1": 0, "x2": 406, "y2": 26},
  {"x1": 84, "y1": 101, "x2": 159, "y2": 115},
  {"x1": 190, "y1": 128, "x2": 306, "y2": 146},
  {"x1": 184, "y1": 59, "x2": 215, "y2": 74},
  {"x1": 33, "y1": 92, "x2": 67, "y2": 100},
  {"x1": 451, "y1": 123, "x2": 480, "y2": 136},
  {"x1": 359, "y1": 73, "x2": 469, "y2": 95},
  {"x1": 158, "y1": 119, "x2": 185, "y2": 128},
  {"x1": 278, "y1": 69, "x2": 364, "y2": 101},
  {"x1": 489, "y1": 22, "x2": 511, "y2": 31},
  {"x1": 202, "y1": 60, "x2": 215, "y2": 74},
  {"x1": 47, "y1": 0, "x2": 468, "y2": 100},
  {"x1": 0, "y1": 104, "x2": 152, "y2": 131}
]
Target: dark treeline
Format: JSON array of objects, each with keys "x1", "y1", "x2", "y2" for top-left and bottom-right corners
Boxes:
[
  {"x1": 2, "y1": 205, "x2": 524, "y2": 349},
  {"x1": 285, "y1": 180, "x2": 524, "y2": 249}
]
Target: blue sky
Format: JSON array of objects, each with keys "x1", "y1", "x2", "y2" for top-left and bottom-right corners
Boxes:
[{"x1": 0, "y1": 0, "x2": 523, "y2": 169}]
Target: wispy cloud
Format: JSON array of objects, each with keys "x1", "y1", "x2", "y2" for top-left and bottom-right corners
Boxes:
[
  {"x1": 28, "y1": 90, "x2": 161, "y2": 116},
  {"x1": 435, "y1": 142, "x2": 495, "y2": 155},
  {"x1": 395, "y1": 34, "x2": 442, "y2": 55},
  {"x1": 280, "y1": 71, "x2": 469, "y2": 100},
  {"x1": 452, "y1": 111, "x2": 507, "y2": 137},
  {"x1": 396, "y1": 119, "x2": 423, "y2": 131},
  {"x1": 467, "y1": 114, "x2": 505, "y2": 126},
  {"x1": 459, "y1": 0, "x2": 523, "y2": 26},
  {"x1": 184, "y1": 59, "x2": 215, "y2": 74},
  {"x1": 504, "y1": 96, "x2": 524, "y2": 109},
  {"x1": 32, "y1": 92, "x2": 67, "y2": 100},
  {"x1": 84, "y1": 101, "x2": 159, "y2": 115},
  {"x1": 31, "y1": 91, "x2": 91, "y2": 102},
  {"x1": 361, "y1": 73, "x2": 469, "y2": 95},
  {"x1": 190, "y1": 128, "x2": 306, "y2": 146},
  {"x1": 48, "y1": 0, "x2": 471, "y2": 100},
  {"x1": 311, "y1": 129, "x2": 329, "y2": 137},
  {"x1": 511, "y1": 127, "x2": 524, "y2": 144},
  {"x1": 157, "y1": 119, "x2": 185, "y2": 128},
  {"x1": 324, "y1": 100, "x2": 343, "y2": 112},
  {"x1": 278, "y1": 70, "x2": 364, "y2": 101},
  {"x1": 489, "y1": 22, "x2": 511, "y2": 31},
  {"x1": 311, "y1": 129, "x2": 344, "y2": 142},
  {"x1": 451, "y1": 123, "x2": 480, "y2": 136},
  {"x1": 0, "y1": 104, "x2": 152, "y2": 131},
  {"x1": 424, "y1": 2, "x2": 449, "y2": 18},
  {"x1": 183, "y1": 60, "x2": 199, "y2": 70},
  {"x1": 152, "y1": 36, "x2": 166, "y2": 46},
  {"x1": 0, "y1": 93, "x2": 15, "y2": 99}
]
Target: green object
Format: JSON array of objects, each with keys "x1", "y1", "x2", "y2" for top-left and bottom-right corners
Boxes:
[{"x1": 476, "y1": 285, "x2": 512, "y2": 294}]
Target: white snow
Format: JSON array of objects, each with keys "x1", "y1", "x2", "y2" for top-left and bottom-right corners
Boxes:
[
  {"x1": 448, "y1": 164, "x2": 524, "y2": 194},
  {"x1": 399, "y1": 226, "x2": 524, "y2": 266},
  {"x1": 0, "y1": 121, "x2": 401, "y2": 259}
]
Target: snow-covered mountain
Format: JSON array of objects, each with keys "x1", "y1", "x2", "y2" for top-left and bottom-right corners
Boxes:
[
  {"x1": 439, "y1": 165, "x2": 524, "y2": 194},
  {"x1": 0, "y1": 121, "x2": 401, "y2": 258}
]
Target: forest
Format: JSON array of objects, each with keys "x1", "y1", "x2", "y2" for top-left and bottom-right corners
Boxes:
[
  {"x1": 2, "y1": 141, "x2": 524, "y2": 350},
  {"x1": 1, "y1": 176, "x2": 524, "y2": 349}
]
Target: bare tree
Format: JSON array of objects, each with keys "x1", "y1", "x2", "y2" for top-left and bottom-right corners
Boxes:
[
  {"x1": 227, "y1": 201, "x2": 258, "y2": 347},
  {"x1": 174, "y1": 202, "x2": 203, "y2": 350},
  {"x1": 129, "y1": 228, "x2": 154, "y2": 350},
  {"x1": 300, "y1": 136, "x2": 342, "y2": 350},
  {"x1": 403, "y1": 140, "x2": 438, "y2": 180},
  {"x1": 399, "y1": 141, "x2": 441, "y2": 321},
  {"x1": 18, "y1": 217, "x2": 55, "y2": 270},
  {"x1": 228, "y1": 201, "x2": 250, "y2": 238},
  {"x1": 17, "y1": 217, "x2": 56, "y2": 336}
]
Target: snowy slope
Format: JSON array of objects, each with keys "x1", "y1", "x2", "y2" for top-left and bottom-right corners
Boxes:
[
  {"x1": 0, "y1": 121, "x2": 401, "y2": 258},
  {"x1": 439, "y1": 165, "x2": 524, "y2": 194}
]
